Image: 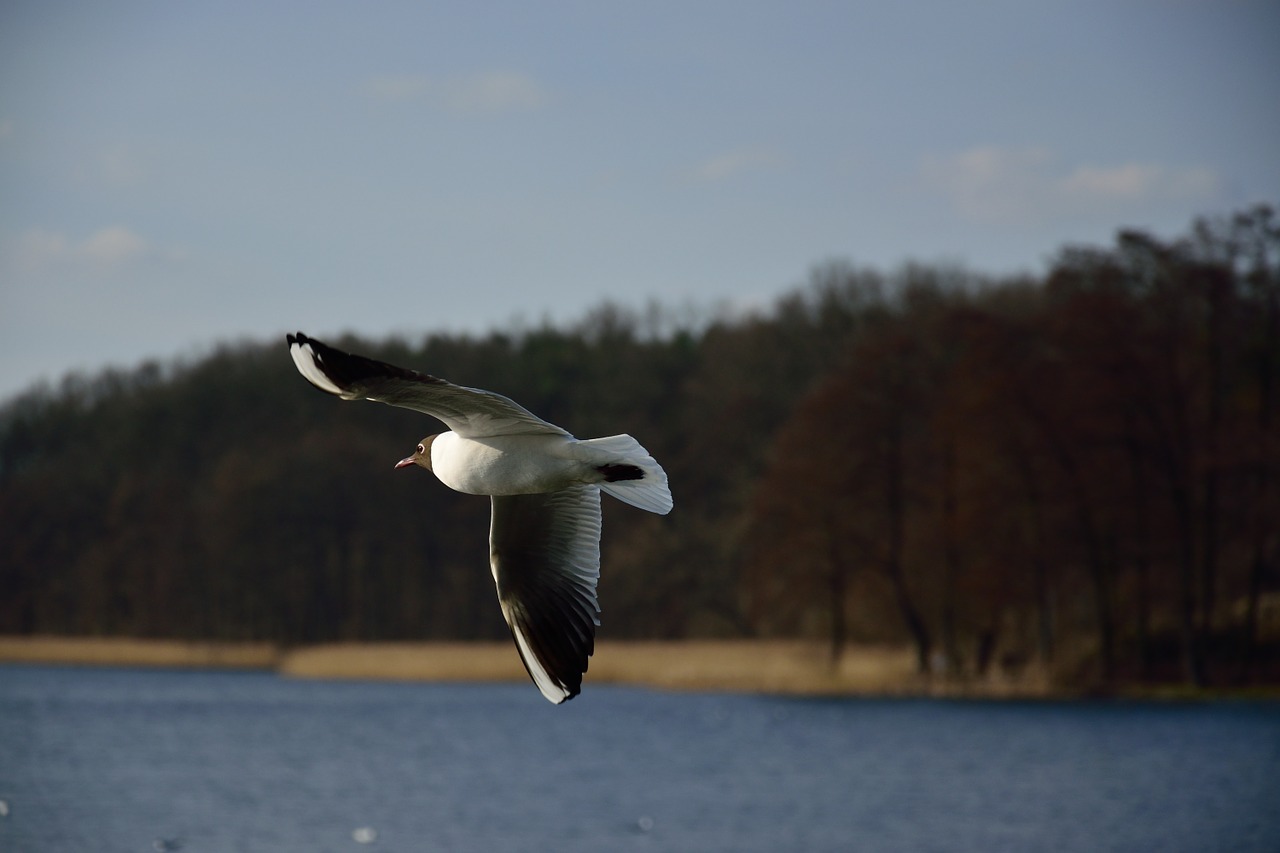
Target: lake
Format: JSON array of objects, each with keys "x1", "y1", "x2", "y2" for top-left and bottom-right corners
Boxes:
[{"x1": 1, "y1": 665, "x2": 1277, "y2": 852}]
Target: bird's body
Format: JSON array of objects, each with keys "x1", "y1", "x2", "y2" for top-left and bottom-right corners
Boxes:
[
  {"x1": 428, "y1": 433, "x2": 624, "y2": 496},
  {"x1": 431, "y1": 432, "x2": 580, "y2": 495},
  {"x1": 286, "y1": 332, "x2": 671, "y2": 703}
]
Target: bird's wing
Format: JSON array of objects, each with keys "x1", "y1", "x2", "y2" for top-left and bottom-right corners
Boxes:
[
  {"x1": 489, "y1": 486, "x2": 602, "y2": 703},
  {"x1": 287, "y1": 332, "x2": 569, "y2": 438}
]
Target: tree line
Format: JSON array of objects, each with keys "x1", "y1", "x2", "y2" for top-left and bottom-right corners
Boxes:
[{"x1": 2, "y1": 205, "x2": 1276, "y2": 688}]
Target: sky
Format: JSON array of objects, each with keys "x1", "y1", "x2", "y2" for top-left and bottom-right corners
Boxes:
[{"x1": 1, "y1": 0, "x2": 1277, "y2": 401}]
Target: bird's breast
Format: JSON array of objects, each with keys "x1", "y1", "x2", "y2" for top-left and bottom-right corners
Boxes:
[{"x1": 430, "y1": 432, "x2": 582, "y2": 496}]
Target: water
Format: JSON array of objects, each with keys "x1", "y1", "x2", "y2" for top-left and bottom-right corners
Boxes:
[{"x1": 1, "y1": 665, "x2": 1277, "y2": 853}]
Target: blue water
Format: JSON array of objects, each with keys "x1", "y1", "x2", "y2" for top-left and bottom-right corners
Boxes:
[{"x1": 1, "y1": 666, "x2": 1277, "y2": 852}]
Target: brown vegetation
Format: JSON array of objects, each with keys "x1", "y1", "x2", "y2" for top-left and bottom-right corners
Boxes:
[
  {"x1": 743, "y1": 209, "x2": 1280, "y2": 690},
  {"x1": 2, "y1": 206, "x2": 1277, "y2": 693},
  {"x1": 0, "y1": 635, "x2": 279, "y2": 669},
  {"x1": 1, "y1": 636, "x2": 1047, "y2": 697},
  {"x1": 281, "y1": 640, "x2": 932, "y2": 695}
]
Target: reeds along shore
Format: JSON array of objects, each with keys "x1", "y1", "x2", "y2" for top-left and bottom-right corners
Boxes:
[
  {"x1": 0, "y1": 636, "x2": 282, "y2": 670},
  {"x1": 0, "y1": 636, "x2": 1068, "y2": 698}
]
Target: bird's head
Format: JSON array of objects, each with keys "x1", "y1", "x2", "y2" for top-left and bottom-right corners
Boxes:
[{"x1": 395, "y1": 434, "x2": 437, "y2": 471}]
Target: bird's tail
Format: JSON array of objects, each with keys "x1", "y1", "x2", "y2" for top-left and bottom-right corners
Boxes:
[{"x1": 576, "y1": 434, "x2": 673, "y2": 515}]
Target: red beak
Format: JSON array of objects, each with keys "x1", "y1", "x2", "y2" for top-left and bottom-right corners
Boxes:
[{"x1": 394, "y1": 456, "x2": 416, "y2": 469}]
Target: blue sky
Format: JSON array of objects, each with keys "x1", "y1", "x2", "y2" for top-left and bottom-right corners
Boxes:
[{"x1": 2, "y1": 1, "x2": 1277, "y2": 400}]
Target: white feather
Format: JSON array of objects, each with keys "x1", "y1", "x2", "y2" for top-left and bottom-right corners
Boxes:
[
  {"x1": 576, "y1": 434, "x2": 673, "y2": 515},
  {"x1": 510, "y1": 624, "x2": 572, "y2": 704},
  {"x1": 289, "y1": 341, "x2": 344, "y2": 396}
]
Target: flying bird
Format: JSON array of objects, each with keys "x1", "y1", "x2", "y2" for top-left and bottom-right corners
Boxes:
[{"x1": 286, "y1": 332, "x2": 672, "y2": 703}]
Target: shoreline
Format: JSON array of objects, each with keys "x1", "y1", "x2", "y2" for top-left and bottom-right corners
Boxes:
[
  {"x1": 2, "y1": 636, "x2": 1274, "y2": 701},
  {"x1": 0, "y1": 635, "x2": 281, "y2": 670}
]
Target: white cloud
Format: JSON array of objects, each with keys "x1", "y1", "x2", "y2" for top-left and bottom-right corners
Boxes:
[
  {"x1": 920, "y1": 145, "x2": 1223, "y2": 223},
  {"x1": 1058, "y1": 162, "x2": 1219, "y2": 202},
  {"x1": 364, "y1": 75, "x2": 432, "y2": 101},
  {"x1": 363, "y1": 71, "x2": 547, "y2": 113},
  {"x1": 81, "y1": 226, "x2": 149, "y2": 265},
  {"x1": 14, "y1": 229, "x2": 72, "y2": 271},
  {"x1": 920, "y1": 146, "x2": 1052, "y2": 221},
  {"x1": 692, "y1": 146, "x2": 781, "y2": 182},
  {"x1": 15, "y1": 226, "x2": 156, "y2": 272},
  {"x1": 451, "y1": 72, "x2": 546, "y2": 112}
]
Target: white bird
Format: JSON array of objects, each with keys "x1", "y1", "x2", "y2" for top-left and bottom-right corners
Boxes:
[{"x1": 287, "y1": 332, "x2": 672, "y2": 703}]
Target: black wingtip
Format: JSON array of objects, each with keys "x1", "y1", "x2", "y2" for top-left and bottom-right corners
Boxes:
[
  {"x1": 501, "y1": 598, "x2": 593, "y2": 704},
  {"x1": 285, "y1": 332, "x2": 445, "y2": 395}
]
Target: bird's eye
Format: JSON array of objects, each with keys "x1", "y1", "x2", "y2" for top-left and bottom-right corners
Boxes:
[{"x1": 417, "y1": 443, "x2": 425, "y2": 454}]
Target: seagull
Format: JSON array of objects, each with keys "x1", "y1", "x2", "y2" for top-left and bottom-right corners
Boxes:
[{"x1": 287, "y1": 332, "x2": 672, "y2": 703}]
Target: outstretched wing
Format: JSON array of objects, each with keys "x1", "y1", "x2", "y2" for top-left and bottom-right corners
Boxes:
[
  {"x1": 489, "y1": 486, "x2": 602, "y2": 703},
  {"x1": 287, "y1": 332, "x2": 568, "y2": 439}
]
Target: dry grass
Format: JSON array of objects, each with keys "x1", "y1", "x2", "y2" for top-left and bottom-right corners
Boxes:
[
  {"x1": 588, "y1": 640, "x2": 921, "y2": 695},
  {"x1": 0, "y1": 635, "x2": 280, "y2": 669},
  {"x1": 279, "y1": 642, "x2": 527, "y2": 682},
  {"x1": 280, "y1": 639, "x2": 916, "y2": 692},
  {"x1": 0, "y1": 635, "x2": 1062, "y2": 698}
]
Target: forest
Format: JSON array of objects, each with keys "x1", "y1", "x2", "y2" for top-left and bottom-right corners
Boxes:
[{"x1": 2, "y1": 205, "x2": 1277, "y2": 690}]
